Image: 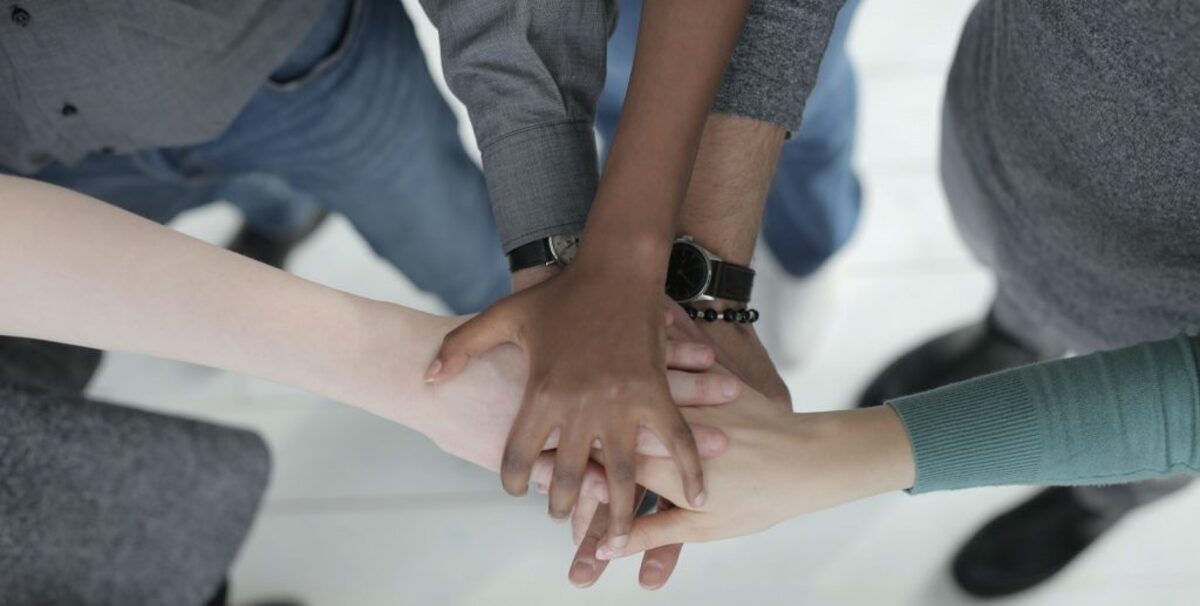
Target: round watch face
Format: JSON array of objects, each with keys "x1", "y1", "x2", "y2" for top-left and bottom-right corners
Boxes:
[
  {"x1": 548, "y1": 234, "x2": 581, "y2": 265},
  {"x1": 665, "y1": 241, "x2": 711, "y2": 302}
]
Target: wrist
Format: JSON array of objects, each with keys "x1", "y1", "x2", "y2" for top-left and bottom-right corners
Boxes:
[
  {"x1": 511, "y1": 264, "x2": 561, "y2": 292},
  {"x1": 574, "y1": 225, "x2": 673, "y2": 283},
  {"x1": 327, "y1": 297, "x2": 458, "y2": 430},
  {"x1": 814, "y1": 407, "x2": 916, "y2": 496}
]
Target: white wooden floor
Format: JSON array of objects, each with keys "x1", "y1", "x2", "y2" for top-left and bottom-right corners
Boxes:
[{"x1": 86, "y1": 1, "x2": 1200, "y2": 604}]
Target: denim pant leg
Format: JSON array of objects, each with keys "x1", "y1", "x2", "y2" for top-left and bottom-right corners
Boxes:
[
  {"x1": 598, "y1": 0, "x2": 863, "y2": 279},
  {"x1": 22, "y1": 151, "x2": 219, "y2": 225},
  {"x1": 760, "y1": 0, "x2": 863, "y2": 278},
  {"x1": 176, "y1": 0, "x2": 509, "y2": 314},
  {"x1": 213, "y1": 0, "x2": 354, "y2": 239}
]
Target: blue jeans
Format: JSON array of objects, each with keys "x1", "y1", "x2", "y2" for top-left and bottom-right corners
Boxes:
[
  {"x1": 27, "y1": 0, "x2": 509, "y2": 314},
  {"x1": 598, "y1": 0, "x2": 863, "y2": 278}
]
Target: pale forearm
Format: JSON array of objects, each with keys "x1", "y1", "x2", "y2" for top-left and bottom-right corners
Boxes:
[{"x1": 0, "y1": 175, "x2": 439, "y2": 420}]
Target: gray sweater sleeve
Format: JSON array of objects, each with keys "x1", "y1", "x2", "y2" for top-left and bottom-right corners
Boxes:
[
  {"x1": 714, "y1": 0, "x2": 846, "y2": 132},
  {"x1": 417, "y1": 0, "x2": 609, "y2": 253}
]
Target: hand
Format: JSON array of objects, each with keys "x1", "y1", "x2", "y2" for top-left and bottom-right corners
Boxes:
[
  {"x1": 426, "y1": 258, "x2": 707, "y2": 550},
  {"x1": 414, "y1": 314, "x2": 740, "y2": 474},
  {"x1": 558, "y1": 304, "x2": 722, "y2": 590},
  {"x1": 562, "y1": 304, "x2": 783, "y2": 591},
  {"x1": 571, "y1": 384, "x2": 914, "y2": 562},
  {"x1": 690, "y1": 304, "x2": 790, "y2": 408}
]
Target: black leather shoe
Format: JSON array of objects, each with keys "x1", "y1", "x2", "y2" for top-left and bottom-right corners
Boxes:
[
  {"x1": 952, "y1": 487, "x2": 1131, "y2": 598},
  {"x1": 856, "y1": 310, "x2": 1058, "y2": 408},
  {"x1": 227, "y1": 207, "x2": 330, "y2": 270}
]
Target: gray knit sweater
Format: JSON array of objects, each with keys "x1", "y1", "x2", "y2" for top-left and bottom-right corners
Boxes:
[
  {"x1": 941, "y1": 0, "x2": 1200, "y2": 352},
  {"x1": 742, "y1": 1, "x2": 1200, "y2": 349}
]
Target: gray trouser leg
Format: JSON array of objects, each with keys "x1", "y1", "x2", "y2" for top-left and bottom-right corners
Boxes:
[{"x1": 0, "y1": 341, "x2": 270, "y2": 606}]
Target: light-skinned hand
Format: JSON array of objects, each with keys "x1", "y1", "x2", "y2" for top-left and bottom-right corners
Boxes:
[{"x1": 563, "y1": 383, "x2": 914, "y2": 566}]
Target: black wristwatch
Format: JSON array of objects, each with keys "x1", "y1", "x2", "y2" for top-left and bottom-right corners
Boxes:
[
  {"x1": 507, "y1": 234, "x2": 582, "y2": 273},
  {"x1": 665, "y1": 236, "x2": 755, "y2": 303}
]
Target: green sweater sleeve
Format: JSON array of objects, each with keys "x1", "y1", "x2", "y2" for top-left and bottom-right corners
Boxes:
[{"x1": 888, "y1": 335, "x2": 1200, "y2": 494}]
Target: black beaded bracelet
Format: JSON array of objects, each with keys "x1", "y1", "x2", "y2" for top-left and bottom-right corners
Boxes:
[{"x1": 683, "y1": 305, "x2": 759, "y2": 324}]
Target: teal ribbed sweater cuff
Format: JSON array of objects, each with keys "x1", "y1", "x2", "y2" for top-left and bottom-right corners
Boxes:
[{"x1": 890, "y1": 335, "x2": 1200, "y2": 494}]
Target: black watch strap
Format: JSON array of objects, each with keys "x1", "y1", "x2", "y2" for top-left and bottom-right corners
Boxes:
[
  {"x1": 507, "y1": 239, "x2": 554, "y2": 273},
  {"x1": 708, "y1": 261, "x2": 755, "y2": 303}
]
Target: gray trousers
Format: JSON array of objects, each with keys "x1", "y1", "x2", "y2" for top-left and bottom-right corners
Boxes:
[
  {"x1": 0, "y1": 340, "x2": 270, "y2": 606},
  {"x1": 940, "y1": 106, "x2": 1192, "y2": 516}
]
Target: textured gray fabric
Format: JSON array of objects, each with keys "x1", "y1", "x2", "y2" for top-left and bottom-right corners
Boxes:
[
  {"x1": 0, "y1": 0, "x2": 325, "y2": 173},
  {"x1": 0, "y1": 341, "x2": 270, "y2": 605},
  {"x1": 0, "y1": 0, "x2": 824, "y2": 253},
  {"x1": 943, "y1": 0, "x2": 1200, "y2": 358},
  {"x1": 940, "y1": 1, "x2": 1200, "y2": 511},
  {"x1": 714, "y1": 0, "x2": 846, "y2": 133},
  {"x1": 418, "y1": 0, "x2": 609, "y2": 252},
  {"x1": 419, "y1": 0, "x2": 841, "y2": 251}
]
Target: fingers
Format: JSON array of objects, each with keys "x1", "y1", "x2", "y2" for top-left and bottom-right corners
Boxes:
[
  {"x1": 572, "y1": 487, "x2": 602, "y2": 546},
  {"x1": 639, "y1": 499, "x2": 684, "y2": 590},
  {"x1": 547, "y1": 426, "x2": 595, "y2": 520},
  {"x1": 500, "y1": 411, "x2": 556, "y2": 497},
  {"x1": 599, "y1": 431, "x2": 638, "y2": 554},
  {"x1": 597, "y1": 506, "x2": 695, "y2": 561},
  {"x1": 426, "y1": 303, "x2": 518, "y2": 383},
  {"x1": 665, "y1": 340, "x2": 715, "y2": 370},
  {"x1": 651, "y1": 409, "x2": 706, "y2": 509},
  {"x1": 665, "y1": 369, "x2": 739, "y2": 405},
  {"x1": 635, "y1": 423, "x2": 727, "y2": 458},
  {"x1": 569, "y1": 502, "x2": 613, "y2": 588}
]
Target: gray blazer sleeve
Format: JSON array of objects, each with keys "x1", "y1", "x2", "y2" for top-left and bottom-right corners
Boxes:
[
  {"x1": 713, "y1": 0, "x2": 847, "y2": 132},
  {"x1": 418, "y1": 0, "x2": 610, "y2": 253}
]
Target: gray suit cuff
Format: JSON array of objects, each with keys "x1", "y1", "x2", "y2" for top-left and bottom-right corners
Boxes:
[{"x1": 481, "y1": 120, "x2": 598, "y2": 253}]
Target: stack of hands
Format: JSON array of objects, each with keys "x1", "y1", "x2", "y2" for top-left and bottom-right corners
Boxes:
[{"x1": 419, "y1": 261, "x2": 915, "y2": 590}]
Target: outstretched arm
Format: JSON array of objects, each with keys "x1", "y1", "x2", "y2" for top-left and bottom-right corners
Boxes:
[
  {"x1": 582, "y1": 335, "x2": 1200, "y2": 561},
  {"x1": 0, "y1": 175, "x2": 740, "y2": 470}
]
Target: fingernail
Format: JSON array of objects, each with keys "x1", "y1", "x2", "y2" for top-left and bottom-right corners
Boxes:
[
  {"x1": 640, "y1": 560, "x2": 665, "y2": 588},
  {"x1": 535, "y1": 483, "x2": 547, "y2": 495},
  {"x1": 596, "y1": 545, "x2": 618, "y2": 560},
  {"x1": 693, "y1": 490, "x2": 707, "y2": 508},
  {"x1": 424, "y1": 359, "x2": 442, "y2": 383},
  {"x1": 721, "y1": 379, "x2": 738, "y2": 398},
  {"x1": 569, "y1": 557, "x2": 595, "y2": 584}
]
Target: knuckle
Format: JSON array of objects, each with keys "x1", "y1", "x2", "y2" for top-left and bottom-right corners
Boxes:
[
  {"x1": 553, "y1": 468, "x2": 582, "y2": 491},
  {"x1": 611, "y1": 460, "x2": 636, "y2": 483}
]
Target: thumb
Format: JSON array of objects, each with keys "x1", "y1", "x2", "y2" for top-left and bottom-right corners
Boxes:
[
  {"x1": 426, "y1": 303, "x2": 520, "y2": 383},
  {"x1": 596, "y1": 507, "x2": 696, "y2": 560}
]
